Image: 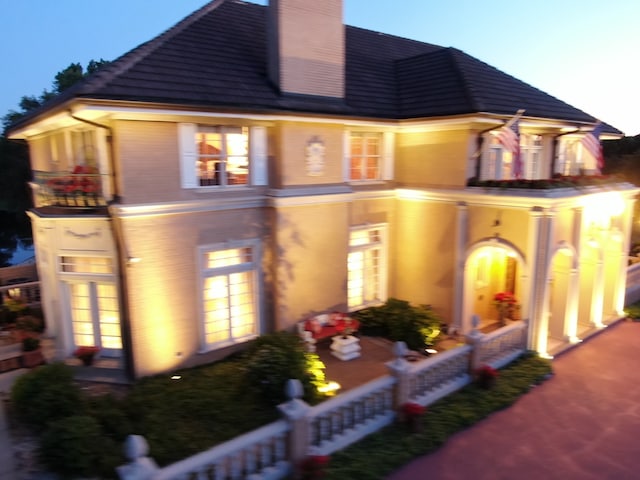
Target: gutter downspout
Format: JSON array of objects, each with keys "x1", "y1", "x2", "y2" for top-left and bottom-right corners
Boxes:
[{"x1": 69, "y1": 112, "x2": 135, "y2": 381}]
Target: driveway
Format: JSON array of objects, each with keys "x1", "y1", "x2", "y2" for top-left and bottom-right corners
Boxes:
[{"x1": 387, "y1": 320, "x2": 640, "y2": 480}]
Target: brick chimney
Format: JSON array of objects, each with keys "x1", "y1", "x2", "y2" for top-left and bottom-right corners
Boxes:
[{"x1": 267, "y1": 0, "x2": 345, "y2": 98}]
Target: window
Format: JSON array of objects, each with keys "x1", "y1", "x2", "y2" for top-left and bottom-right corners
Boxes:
[
  {"x1": 350, "y1": 133, "x2": 381, "y2": 180},
  {"x1": 520, "y1": 134, "x2": 543, "y2": 179},
  {"x1": 344, "y1": 131, "x2": 394, "y2": 182},
  {"x1": 483, "y1": 136, "x2": 509, "y2": 180},
  {"x1": 59, "y1": 256, "x2": 122, "y2": 356},
  {"x1": 557, "y1": 137, "x2": 597, "y2": 175},
  {"x1": 71, "y1": 130, "x2": 97, "y2": 169},
  {"x1": 200, "y1": 243, "x2": 260, "y2": 349},
  {"x1": 179, "y1": 124, "x2": 267, "y2": 189},
  {"x1": 196, "y1": 126, "x2": 248, "y2": 186},
  {"x1": 348, "y1": 225, "x2": 387, "y2": 310}
]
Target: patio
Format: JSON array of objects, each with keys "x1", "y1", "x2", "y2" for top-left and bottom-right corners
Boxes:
[{"x1": 314, "y1": 332, "x2": 469, "y2": 393}]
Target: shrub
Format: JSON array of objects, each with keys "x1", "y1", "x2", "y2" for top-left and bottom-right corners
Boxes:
[
  {"x1": 10, "y1": 363, "x2": 83, "y2": 430},
  {"x1": 244, "y1": 332, "x2": 325, "y2": 406},
  {"x1": 353, "y1": 298, "x2": 442, "y2": 350},
  {"x1": 16, "y1": 314, "x2": 45, "y2": 333},
  {"x1": 39, "y1": 415, "x2": 121, "y2": 478}
]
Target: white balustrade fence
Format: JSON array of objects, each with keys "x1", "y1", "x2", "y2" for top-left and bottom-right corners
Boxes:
[
  {"x1": 117, "y1": 322, "x2": 530, "y2": 480},
  {"x1": 308, "y1": 375, "x2": 395, "y2": 455}
]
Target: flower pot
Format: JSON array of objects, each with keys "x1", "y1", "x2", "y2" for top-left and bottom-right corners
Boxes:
[
  {"x1": 22, "y1": 349, "x2": 45, "y2": 368},
  {"x1": 80, "y1": 356, "x2": 94, "y2": 366}
]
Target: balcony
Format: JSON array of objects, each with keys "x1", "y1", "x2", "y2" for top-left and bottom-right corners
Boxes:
[
  {"x1": 465, "y1": 174, "x2": 636, "y2": 199},
  {"x1": 31, "y1": 168, "x2": 110, "y2": 209}
]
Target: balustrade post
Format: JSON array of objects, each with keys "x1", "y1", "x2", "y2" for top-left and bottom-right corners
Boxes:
[
  {"x1": 386, "y1": 342, "x2": 412, "y2": 413},
  {"x1": 466, "y1": 314, "x2": 485, "y2": 373},
  {"x1": 116, "y1": 435, "x2": 159, "y2": 480},
  {"x1": 278, "y1": 379, "x2": 312, "y2": 480}
]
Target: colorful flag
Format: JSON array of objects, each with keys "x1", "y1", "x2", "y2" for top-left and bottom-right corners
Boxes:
[
  {"x1": 497, "y1": 110, "x2": 524, "y2": 178},
  {"x1": 581, "y1": 122, "x2": 605, "y2": 171}
]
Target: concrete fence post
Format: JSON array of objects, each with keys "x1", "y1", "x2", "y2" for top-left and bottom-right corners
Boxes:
[
  {"x1": 278, "y1": 379, "x2": 312, "y2": 480},
  {"x1": 386, "y1": 341, "x2": 412, "y2": 413},
  {"x1": 116, "y1": 435, "x2": 158, "y2": 480},
  {"x1": 466, "y1": 314, "x2": 485, "y2": 373}
]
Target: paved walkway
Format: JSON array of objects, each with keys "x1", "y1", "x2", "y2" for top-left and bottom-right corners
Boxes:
[{"x1": 387, "y1": 320, "x2": 640, "y2": 480}]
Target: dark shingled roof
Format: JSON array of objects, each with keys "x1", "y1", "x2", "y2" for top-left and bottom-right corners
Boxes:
[{"x1": 11, "y1": 0, "x2": 615, "y2": 132}]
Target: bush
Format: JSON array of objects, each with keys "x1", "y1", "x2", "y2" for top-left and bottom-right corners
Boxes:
[
  {"x1": 353, "y1": 298, "x2": 442, "y2": 350},
  {"x1": 16, "y1": 314, "x2": 45, "y2": 333},
  {"x1": 243, "y1": 332, "x2": 325, "y2": 406},
  {"x1": 39, "y1": 415, "x2": 121, "y2": 478},
  {"x1": 10, "y1": 363, "x2": 83, "y2": 430}
]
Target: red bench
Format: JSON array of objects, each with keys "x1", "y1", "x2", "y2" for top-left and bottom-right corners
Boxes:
[{"x1": 297, "y1": 313, "x2": 360, "y2": 352}]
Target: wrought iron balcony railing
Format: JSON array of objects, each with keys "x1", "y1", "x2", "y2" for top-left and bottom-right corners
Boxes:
[{"x1": 31, "y1": 170, "x2": 109, "y2": 208}]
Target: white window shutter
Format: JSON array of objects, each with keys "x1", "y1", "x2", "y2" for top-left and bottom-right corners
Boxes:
[
  {"x1": 178, "y1": 123, "x2": 197, "y2": 188},
  {"x1": 382, "y1": 131, "x2": 394, "y2": 180},
  {"x1": 343, "y1": 130, "x2": 351, "y2": 182},
  {"x1": 250, "y1": 126, "x2": 268, "y2": 186}
]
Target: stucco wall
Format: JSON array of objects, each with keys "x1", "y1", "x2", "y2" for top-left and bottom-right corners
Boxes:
[
  {"x1": 396, "y1": 129, "x2": 470, "y2": 188},
  {"x1": 394, "y1": 199, "x2": 457, "y2": 320},
  {"x1": 114, "y1": 120, "x2": 183, "y2": 204},
  {"x1": 273, "y1": 122, "x2": 344, "y2": 186},
  {"x1": 121, "y1": 207, "x2": 269, "y2": 377},
  {"x1": 271, "y1": 201, "x2": 349, "y2": 328}
]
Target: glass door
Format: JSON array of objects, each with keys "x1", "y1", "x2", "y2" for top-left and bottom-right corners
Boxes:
[{"x1": 68, "y1": 281, "x2": 122, "y2": 357}]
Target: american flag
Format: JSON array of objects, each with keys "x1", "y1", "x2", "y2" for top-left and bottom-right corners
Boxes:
[
  {"x1": 497, "y1": 111, "x2": 523, "y2": 178},
  {"x1": 581, "y1": 123, "x2": 605, "y2": 171}
]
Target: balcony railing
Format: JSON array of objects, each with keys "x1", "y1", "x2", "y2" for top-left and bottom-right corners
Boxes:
[{"x1": 31, "y1": 170, "x2": 109, "y2": 208}]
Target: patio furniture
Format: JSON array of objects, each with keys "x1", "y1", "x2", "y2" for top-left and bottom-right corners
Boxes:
[
  {"x1": 297, "y1": 313, "x2": 360, "y2": 352},
  {"x1": 330, "y1": 334, "x2": 361, "y2": 361}
]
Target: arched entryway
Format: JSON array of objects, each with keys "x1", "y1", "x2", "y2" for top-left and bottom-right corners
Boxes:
[
  {"x1": 461, "y1": 238, "x2": 527, "y2": 334},
  {"x1": 542, "y1": 243, "x2": 578, "y2": 355}
]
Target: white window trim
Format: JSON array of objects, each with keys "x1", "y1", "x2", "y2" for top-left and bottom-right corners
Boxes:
[
  {"x1": 178, "y1": 123, "x2": 268, "y2": 189},
  {"x1": 197, "y1": 240, "x2": 262, "y2": 352},
  {"x1": 344, "y1": 130, "x2": 394, "y2": 183}
]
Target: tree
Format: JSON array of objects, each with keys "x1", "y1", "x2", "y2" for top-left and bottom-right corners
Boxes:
[
  {"x1": 2, "y1": 59, "x2": 110, "y2": 132},
  {"x1": 0, "y1": 59, "x2": 111, "y2": 265}
]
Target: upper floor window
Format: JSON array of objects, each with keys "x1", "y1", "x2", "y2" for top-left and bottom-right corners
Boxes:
[
  {"x1": 179, "y1": 124, "x2": 267, "y2": 189},
  {"x1": 71, "y1": 130, "x2": 98, "y2": 169},
  {"x1": 344, "y1": 131, "x2": 394, "y2": 183},
  {"x1": 197, "y1": 126, "x2": 248, "y2": 186},
  {"x1": 350, "y1": 133, "x2": 381, "y2": 181},
  {"x1": 483, "y1": 136, "x2": 513, "y2": 180},
  {"x1": 557, "y1": 137, "x2": 598, "y2": 176},
  {"x1": 520, "y1": 134, "x2": 543, "y2": 179}
]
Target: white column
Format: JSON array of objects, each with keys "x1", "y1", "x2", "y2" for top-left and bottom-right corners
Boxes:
[
  {"x1": 453, "y1": 202, "x2": 468, "y2": 332},
  {"x1": 614, "y1": 198, "x2": 635, "y2": 313},
  {"x1": 565, "y1": 267, "x2": 580, "y2": 343},
  {"x1": 526, "y1": 207, "x2": 545, "y2": 352}
]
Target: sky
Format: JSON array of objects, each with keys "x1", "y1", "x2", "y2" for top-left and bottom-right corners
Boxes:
[{"x1": 1, "y1": 0, "x2": 638, "y2": 135}]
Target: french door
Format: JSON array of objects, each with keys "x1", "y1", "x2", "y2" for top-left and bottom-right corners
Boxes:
[{"x1": 67, "y1": 281, "x2": 122, "y2": 357}]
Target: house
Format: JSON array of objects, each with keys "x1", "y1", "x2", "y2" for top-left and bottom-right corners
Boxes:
[{"x1": 7, "y1": 0, "x2": 638, "y2": 380}]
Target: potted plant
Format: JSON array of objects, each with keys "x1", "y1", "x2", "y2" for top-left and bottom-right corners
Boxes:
[
  {"x1": 475, "y1": 364, "x2": 499, "y2": 389},
  {"x1": 401, "y1": 401, "x2": 426, "y2": 432},
  {"x1": 74, "y1": 345, "x2": 100, "y2": 366},
  {"x1": 21, "y1": 337, "x2": 45, "y2": 368}
]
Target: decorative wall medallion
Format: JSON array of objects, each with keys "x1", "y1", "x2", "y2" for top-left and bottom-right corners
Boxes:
[
  {"x1": 64, "y1": 227, "x2": 102, "y2": 239},
  {"x1": 305, "y1": 136, "x2": 325, "y2": 176}
]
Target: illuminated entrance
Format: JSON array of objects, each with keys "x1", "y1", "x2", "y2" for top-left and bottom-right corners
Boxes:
[{"x1": 463, "y1": 240, "x2": 526, "y2": 333}]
